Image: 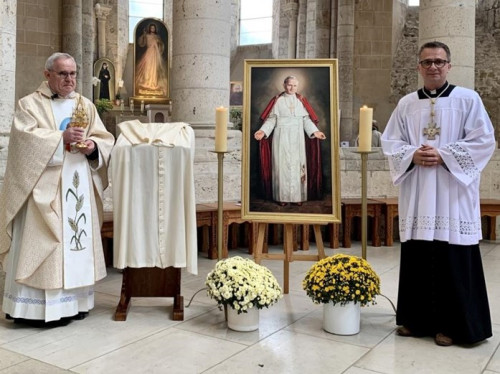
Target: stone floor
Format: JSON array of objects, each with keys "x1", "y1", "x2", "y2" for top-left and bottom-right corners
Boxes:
[{"x1": 0, "y1": 240, "x2": 500, "y2": 374}]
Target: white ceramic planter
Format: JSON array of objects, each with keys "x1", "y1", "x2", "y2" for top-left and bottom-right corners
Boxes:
[
  {"x1": 227, "y1": 307, "x2": 259, "y2": 332},
  {"x1": 323, "y1": 302, "x2": 360, "y2": 335}
]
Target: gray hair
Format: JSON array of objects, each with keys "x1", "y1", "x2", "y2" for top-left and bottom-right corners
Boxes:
[
  {"x1": 283, "y1": 76, "x2": 298, "y2": 85},
  {"x1": 45, "y1": 52, "x2": 76, "y2": 71}
]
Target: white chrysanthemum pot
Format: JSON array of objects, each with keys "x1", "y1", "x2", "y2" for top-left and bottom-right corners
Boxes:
[
  {"x1": 323, "y1": 302, "x2": 360, "y2": 335},
  {"x1": 227, "y1": 307, "x2": 259, "y2": 332}
]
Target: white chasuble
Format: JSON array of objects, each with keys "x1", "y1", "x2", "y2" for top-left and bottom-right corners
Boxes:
[{"x1": 112, "y1": 121, "x2": 197, "y2": 275}]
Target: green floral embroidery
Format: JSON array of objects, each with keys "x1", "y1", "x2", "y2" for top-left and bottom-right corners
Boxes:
[{"x1": 65, "y1": 170, "x2": 87, "y2": 251}]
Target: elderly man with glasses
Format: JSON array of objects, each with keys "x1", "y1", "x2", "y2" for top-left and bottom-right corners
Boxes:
[
  {"x1": 0, "y1": 52, "x2": 114, "y2": 326},
  {"x1": 381, "y1": 41, "x2": 495, "y2": 346}
]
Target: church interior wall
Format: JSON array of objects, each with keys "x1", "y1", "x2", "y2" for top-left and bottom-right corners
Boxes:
[
  {"x1": 5, "y1": 1, "x2": 500, "y2": 202},
  {"x1": 15, "y1": 0, "x2": 62, "y2": 102}
]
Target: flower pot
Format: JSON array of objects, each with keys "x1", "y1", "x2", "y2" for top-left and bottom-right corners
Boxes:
[
  {"x1": 323, "y1": 302, "x2": 360, "y2": 335},
  {"x1": 227, "y1": 307, "x2": 259, "y2": 332}
]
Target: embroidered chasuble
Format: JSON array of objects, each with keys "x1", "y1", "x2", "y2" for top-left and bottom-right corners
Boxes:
[
  {"x1": 0, "y1": 82, "x2": 114, "y2": 321},
  {"x1": 381, "y1": 85, "x2": 495, "y2": 245},
  {"x1": 111, "y1": 121, "x2": 198, "y2": 275}
]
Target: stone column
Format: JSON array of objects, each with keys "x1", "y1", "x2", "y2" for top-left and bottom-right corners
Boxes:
[
  {"x1": 94, "y1": 3, "x2": 112, "y2": 59},
  {"x1": 337, "y1": 0, "x2": 355, "y2": 143},
  {"x1": 0, "y1": 0, "x2": 17, "y2": 183},
  {"x1": 81, "y1": 1, "x2": 95, "y2": 99},
  {"x1": 284, "y1": 0, "x2": 299, "y2": 58},
  {"x1": 171, "y1": 0, "x2": 241, "y2": 203},
  {"x1": 419, "y1": 0, "x2": 476, "y2": 89},
  {"x1": 62, "y1": 0, "x2": 83, "y2": 92}
]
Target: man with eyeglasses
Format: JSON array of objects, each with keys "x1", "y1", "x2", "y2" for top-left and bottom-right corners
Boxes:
[
  {"x1": 0, "y1": 52, "x2": 114, "y2": 326},
  {"x1": 382, "y1": 41, "x2": 495, "y2": 346}
]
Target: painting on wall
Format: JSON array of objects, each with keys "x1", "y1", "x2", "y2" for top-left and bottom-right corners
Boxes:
[
  {"x1": 230, "y1": 81, "x2": 243, "y2": 106},
  {"x1": 133, "y1": 17, "x2": 170, "y2": 102},
  {"x1": 93, "y1": 58, "x2": 115, "y2": 103},
  {"x1": 241, "y1": 59, "x2": 341, "y2": 224}
]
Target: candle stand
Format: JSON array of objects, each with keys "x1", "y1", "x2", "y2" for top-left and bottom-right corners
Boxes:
[
  {"x1": 354, "y1": 149, "x2": 397, "y2": 313},
  {"x1": 353, "y1": 150, "x2": 377, "y2": 260}
]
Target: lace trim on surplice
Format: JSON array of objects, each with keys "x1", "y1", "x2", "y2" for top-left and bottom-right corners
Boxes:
[{"x1": 400, "y1": 215, "x2": 480, "y2": 236}]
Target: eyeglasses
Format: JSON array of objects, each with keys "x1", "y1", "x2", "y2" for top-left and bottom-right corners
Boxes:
[
  {"x1": 419, "y1": 59, "x2": 449, "y2": 69},
  {"x1": 53, "y1": 71, "x2": 77, "y2": 79}
]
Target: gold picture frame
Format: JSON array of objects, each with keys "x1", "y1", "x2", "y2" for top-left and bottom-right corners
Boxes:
[{"x1": 241, "y1": 59, "x2": 341, "y2": 224}]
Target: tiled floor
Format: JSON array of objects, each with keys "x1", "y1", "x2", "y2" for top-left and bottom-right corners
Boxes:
[{"x1": 1, "y1": 240, "x2": 500, "y2": 374}]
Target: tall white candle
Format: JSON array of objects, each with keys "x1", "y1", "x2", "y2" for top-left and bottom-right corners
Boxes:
[
  {"x1": 215, "y1": 106, "x2": 228, "y2": 152},
  {"x1": 358, "y1": 105, "x2": 373, "y2": 152},
  {"x1": 141, "y1": 100, "x2": 145, "y2": 113}
]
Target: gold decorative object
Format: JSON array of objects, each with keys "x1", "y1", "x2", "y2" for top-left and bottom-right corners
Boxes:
[{"x1": 69, "y1": 95, "x2": 89, "y2": 149}]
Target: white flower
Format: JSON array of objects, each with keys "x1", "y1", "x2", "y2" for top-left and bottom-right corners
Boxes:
[
  {"x1": 92, "y1": 76, "x2": 101, "y2": 86},
  {"x1": 206, "y1": 256, "x2": 283, "y2": 314}
]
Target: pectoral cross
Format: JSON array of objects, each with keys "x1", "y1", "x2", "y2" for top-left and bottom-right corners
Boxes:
[{"x1": 423, "y1": 121, "x2": 440, "y2": 140}]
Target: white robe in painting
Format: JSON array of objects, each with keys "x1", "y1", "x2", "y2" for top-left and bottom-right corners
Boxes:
[
  {"x1": 381, "y1": 85, "x2": 496, "y2": 245},
  {"x1": 258, "y1": 94, "x2": 320, "y2": 203}
]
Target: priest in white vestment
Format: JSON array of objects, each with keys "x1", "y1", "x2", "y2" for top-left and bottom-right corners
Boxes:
[
  {"x1": 381, "y1": 41, "x2": 495, "y2": 346},
  {"x1": 254, "y1": 76, "x2": 326, "y2": 206},
  {"x1": 0, "y1": 53, "x2": 114, "y2": 324}
]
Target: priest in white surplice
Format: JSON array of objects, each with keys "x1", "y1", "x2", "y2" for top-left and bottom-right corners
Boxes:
[
  {"x1": 0, "y1": 53, "x2": 114, "y2": 325},
  {"x1": 382, "y1": 41, "x2": 495, "y2": 346}
]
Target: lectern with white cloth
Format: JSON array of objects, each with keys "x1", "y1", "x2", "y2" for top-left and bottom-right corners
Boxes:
[{"x1": 111, "y1": 120, "x2": 197, "y2": 321}]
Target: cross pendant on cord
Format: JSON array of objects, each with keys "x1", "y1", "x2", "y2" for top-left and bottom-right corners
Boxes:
[{"x1": 423, "y1": 121, "x2": 440, "y2": 140}]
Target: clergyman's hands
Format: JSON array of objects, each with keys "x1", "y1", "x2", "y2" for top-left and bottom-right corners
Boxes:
[
  {"x1": 413, "y1": 144, "x2": 443, "y2": 167},
  {"x1": 63, "y1": 127, "x2": 85, "y2": 145}
]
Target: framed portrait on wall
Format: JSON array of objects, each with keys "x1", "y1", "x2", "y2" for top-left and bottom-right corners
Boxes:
[
  {"x1": 93, "y1": 58, "x2": 115, "y2": 103},
  {"x1": 133, "y1": 17, "x2": 170, "y2": 102},
  {"x1": 230, "y1": 81, "x2": 243, "y2": 106},
  {"x1": 241, "y1": 59, "x2": 341, "y2": 224}
]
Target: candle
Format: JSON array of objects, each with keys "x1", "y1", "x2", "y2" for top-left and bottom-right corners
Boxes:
[
  {"x1": 130, "y1": 99, "x2": 134, "y2": 113},
  {"x1": 120, "y1": 100, "x2": 124, "y2": 112},
  {"x1": 215, "y1": 106, "x2": 228, "y2": 152},
  {"x1": 358, "y1": 105, "x2": 373, "y2": 152},
  {"x1": 141, "y1": 100, "x2": 145, "y2": 113}
]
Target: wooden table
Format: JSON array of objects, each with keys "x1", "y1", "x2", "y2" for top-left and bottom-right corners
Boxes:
[
  {"x1": 480, "y1": 199, "x2": 500, "y2": 240},
  {"x1": 198, "y1": 202, "x2": 253, "y2": 259},
  {"x1": 341, "y1": 198, "x2": 382, "y2": 248},
  {"x1": 373, "y1": 197, "x2": 399, "y2": 246}
]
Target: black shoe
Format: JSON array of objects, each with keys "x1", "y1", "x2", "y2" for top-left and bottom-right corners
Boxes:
[
  {"x1": 12, "y1": 317, "x2": 71, "y2": 328},
  {"x1": 72, "y1": 312, "x2": 89, "y2": 320}
]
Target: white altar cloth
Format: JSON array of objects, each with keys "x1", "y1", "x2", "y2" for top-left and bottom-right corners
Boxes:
[{"x1": 111, "y1": 121, "x2": 197, "y2": 274}]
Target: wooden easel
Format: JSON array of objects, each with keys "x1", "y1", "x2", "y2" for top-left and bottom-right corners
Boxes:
[{"x1": 253, "y1": 222, "x2": 326, "y2": 294}]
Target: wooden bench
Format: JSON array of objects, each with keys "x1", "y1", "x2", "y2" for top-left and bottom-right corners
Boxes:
[
  {"x1": 341, "y1": 198, "x2": 382, "y2": 248},
  {"x1": 480, "y1": 199, "x2": 500, "y2": 240}
]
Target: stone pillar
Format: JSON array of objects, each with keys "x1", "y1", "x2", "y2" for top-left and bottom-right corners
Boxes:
[
  {"x1": 95, "y1": 3, "x2": 112, "y2": 59},
  {"x1": 171, "y1": 0, "x2": 241, "y2": 203},
  {"x1": 284, "y1": 0, "x2": 299, "y2": 58},
  {"x1": 419, "y1": 0, "x2": 476, "y2": 89},
  {"x1": 0, "y1": 0, "x2": 17, "y2": 182},
  {"x1": 62, "y1": 0, "x2": 83, "y2": 92},
  {"x1": 337, "y1": 0, "x2": 355, "y2": 143},
  {"x1": 81, "y1": 1, "x2": 95, "y2": 99}
]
